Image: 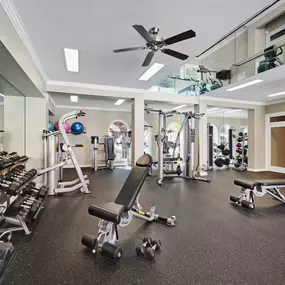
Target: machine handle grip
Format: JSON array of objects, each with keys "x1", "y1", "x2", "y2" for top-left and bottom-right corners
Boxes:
[{"x1": 78, "y1": 110, "x2": 86, "y2": 116}]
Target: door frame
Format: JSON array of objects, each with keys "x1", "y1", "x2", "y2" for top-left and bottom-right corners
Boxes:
[{"x1": 266, "y1": 111, "x2": 285, "y2": 173}]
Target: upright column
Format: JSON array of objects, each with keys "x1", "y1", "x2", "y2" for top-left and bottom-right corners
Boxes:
[
  {"x1": 4, "y1": 96, "x2": 25, "y2": 154},
  {"x1": 131, "y1": 96, "x2": 145, "y2": 165},
  {"x1": 194, "y1": 101, "x2": 208, "y2": 168},
  {"x1": 25, "y1": 97, "x2": 48, "y2": 170},
  {"x1": 248, "y1": 106, "x2": 266, "y2": 170}
]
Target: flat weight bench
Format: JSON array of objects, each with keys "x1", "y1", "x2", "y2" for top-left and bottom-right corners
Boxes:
[
  {"x1": 81, "y1": 154, "x2": 176, "y2": 260},
  {"x1": 230, "y1": 179, "x2": 285, "y2": 210}
]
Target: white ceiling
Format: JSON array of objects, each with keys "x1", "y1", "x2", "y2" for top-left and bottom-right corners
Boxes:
[
  {"x1": 12, "y1": 0, "x2": 275, "y2": 90},
  {"x1": 205, "y1": 64, "x2": 285, "y2": 103}
]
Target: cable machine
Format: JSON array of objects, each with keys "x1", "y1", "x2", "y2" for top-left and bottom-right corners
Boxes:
[
  {"x1": 146, "y1": 106, "x2": 210, "y2": 186},
  {"x1": 40, "y1": 110, "x2": 90, "y2": 196},
  {"x1": 91, "y1": 136, "x2": 115, "y2": 171}
]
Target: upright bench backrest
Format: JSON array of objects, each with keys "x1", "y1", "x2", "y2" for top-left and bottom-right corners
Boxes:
[{"x1": 114, "y1": 154, "x2": 152, "y2": 211}]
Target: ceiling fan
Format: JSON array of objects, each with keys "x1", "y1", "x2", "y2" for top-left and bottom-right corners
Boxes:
[{"x1": 113, "y1": 25, "x2": 196, "y2": 67}]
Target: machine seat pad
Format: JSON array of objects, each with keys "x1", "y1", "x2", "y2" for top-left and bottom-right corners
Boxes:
[
  {"x1": 136, "y1": 154, "x2": 153, "y2": 167},
  {"x1": 88, "y1": 202, "x2": 125, "y2": 224},
  {"x1": 234, "y1": 179, "x2": 259, "y2": 190},
  {"x1": 255, "y1": 179, "x2": 285, "y2": 186}
]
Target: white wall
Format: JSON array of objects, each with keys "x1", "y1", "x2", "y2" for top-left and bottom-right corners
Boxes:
[
  {"x1": 0, "y1": 105, "x2": 4, "y2": 151},
  {"x1": 50, "y1": 107, "x2": 132, "y2": 166}
]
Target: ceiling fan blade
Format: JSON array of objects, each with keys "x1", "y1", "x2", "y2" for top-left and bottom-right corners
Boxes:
[
  {"x1": 133, "y1": 25, "x2": 153, "y2": 43},
  {"x1": 162, "y1": 49, "x2": 188, "y2": 60},
  {"x1": 164, "y1": 29, "x2": 196, "y2": 45},
  {"x1": 113, "y1": 46, "x2": 145, "y2": 53},
  {"x1": 142, "y1": 51, "x2": 155, "y2": 67}
]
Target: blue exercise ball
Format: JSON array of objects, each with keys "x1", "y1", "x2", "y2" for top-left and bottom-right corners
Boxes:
[
  {"x1": 48, "y1": 120, "x2": 55, "y2": 132},
  {"x1": 71, "y1": 122, "x2": 84, "y2": 134}
]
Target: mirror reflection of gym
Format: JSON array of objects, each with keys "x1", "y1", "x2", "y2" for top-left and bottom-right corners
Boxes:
[{"x1": 108, "y1": 120, "x2": 131, "y2": 166}]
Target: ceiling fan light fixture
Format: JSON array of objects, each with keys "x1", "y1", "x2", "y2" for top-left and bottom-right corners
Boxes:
[{"x1": 138, "y1": 63, "x2": 165, "y2": 81}]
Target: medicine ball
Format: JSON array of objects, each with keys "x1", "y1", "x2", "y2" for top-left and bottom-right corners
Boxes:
[
  {"x1": 237, "y1": 137, "x2": 243, "y2": 143},
  {"x1": 236, "y1": 149, "x2": 242, "y2": 154},
  {"x1": 236, "y1": 143, "x2": 242, "y2": 148},
  {"x1": 244, "y1": 145, "x2": 248, "y2": 149},
  {"x1": 239, "y1": 132, "x2": 244, "y2": 137},
  {"x1": 71, "y1": 122, "x2": 84, "y2": 135},
  {"x1": 234, "y1": 163, "x2": 241, "y2": 168},
  {"x1": 244, "y1": 157, "x2": 248, "y2": 164}
]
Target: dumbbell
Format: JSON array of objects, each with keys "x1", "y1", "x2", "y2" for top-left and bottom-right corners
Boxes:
[
  {"x1": 0, "y1": 177, "x2": 22, "y2": 194},
  {"x1": 144, "y1": 240, "x2": 162, "y2": 260},
  {"x1": 17, "y1": 198, "x2": 42, "y2": 222},
  {"x1": 12, "y1": 195, "x2": 42, "y2": 212},
  {"x1": 135, "y1": 237, "x2": 153, "y2": 257},
  {"x1": 22, "y1": 183, "x2": 48, "y2": 199},
  {"x1": 11, "y1": 167, "x2": 36, "y2": 177}
]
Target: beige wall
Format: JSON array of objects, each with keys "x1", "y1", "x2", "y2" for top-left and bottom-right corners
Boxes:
[
  {"x1": 266, "y1": 102, "x2": 285, "y2": 114},
  {"x1": 271, "y1": 126, "x2": 285, "y2": 167}
]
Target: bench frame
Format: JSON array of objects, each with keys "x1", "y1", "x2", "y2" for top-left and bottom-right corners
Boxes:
[
  {"x1": 82, "y1": 154, "x2": 176, "y2": 260},
  {"x1": 230, "y1": 180, "x2": 285, "y2": 210}
]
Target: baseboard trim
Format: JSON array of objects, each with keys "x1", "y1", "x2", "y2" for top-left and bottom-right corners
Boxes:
[
  {"x1": 63, "y1": 164, "x2": 91, "y2": 168},
  {"x1": 247, "y1": 168, "x2": 268, "y2": 172}
]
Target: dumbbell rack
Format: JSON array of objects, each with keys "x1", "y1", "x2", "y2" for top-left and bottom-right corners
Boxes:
[{"x1": 0, "y1": 166, "x2": 46, "y2": 235}]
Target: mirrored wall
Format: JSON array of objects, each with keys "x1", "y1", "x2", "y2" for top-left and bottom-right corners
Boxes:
[{"x1": 0, "y1": 74, "x2": 26, "y2": 155}]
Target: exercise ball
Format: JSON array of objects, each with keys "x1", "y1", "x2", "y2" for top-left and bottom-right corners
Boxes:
[
  {"x1": 55, "y1": 121, "x2": 71, "y2": 132},
  {"x1": 71, "y1": 122, "x2": 84, "y2": 134},
  {"x1": 48, "y1": 120, "x2": 55, "y2": 132}
]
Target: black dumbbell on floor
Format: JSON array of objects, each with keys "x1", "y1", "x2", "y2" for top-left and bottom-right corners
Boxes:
[
  {"x1": 135, "y1": 237, "x2": 153, "y2": 257},
  {"x1": 144, "y1": 240, "x2": 162, "y2": 260}
]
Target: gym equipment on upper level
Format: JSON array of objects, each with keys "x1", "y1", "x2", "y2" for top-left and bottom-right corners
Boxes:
[
  {"x1": 257, "y1": 45, "x2": 283, "y2": 74},
  {"x1": 81, "y1": 154, "x2": 176, "y2": 260},
  {"x1": 230, "y1": 179, "x2": 285, "y2": 210},
  {"x1": 40, "y1": 110, "x2": 90, "y2": 196},
  {"x1": 91, "y1": 136, "x2": 115, "y2": 171}
]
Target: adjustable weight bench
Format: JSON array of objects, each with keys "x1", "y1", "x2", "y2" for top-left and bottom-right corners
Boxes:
[
  {"x1": 81, "y1": 154, "x2": 176, "y2": 260},
  {"x1": 230, "y1": 179, "x2": 285, "y2": 210}
]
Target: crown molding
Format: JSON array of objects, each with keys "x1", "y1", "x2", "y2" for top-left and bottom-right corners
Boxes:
[
  {"x1": 266, "y1": 98, "x2": 285, "y2": 105},
  {"x1": 1, "y1": 0, "x2": 48, "y2": 82},
  {"x1": 56, "y1": 104, "x2": 130, "y2": 113},
  {"x1": 200, "y1": 95, "x2": 265, "y2": 106}
]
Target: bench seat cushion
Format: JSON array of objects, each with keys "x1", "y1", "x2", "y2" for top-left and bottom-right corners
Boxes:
[
  {"x1": 255, "y1": 179, "x2": 285, "y2": 186},
  {"x1": 234, "y1": 179, "x2": 259, "y2": 190},
  {"x1": 88, "y1": 202, "x2": 125, "y2": 224}
]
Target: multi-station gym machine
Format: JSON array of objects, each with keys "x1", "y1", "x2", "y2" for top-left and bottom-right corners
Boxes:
[
  {"x1": 91, "y1": 136, "x2": 116, "y2": 171},
  {"x1": 40, "y1": 110, "x2": 90, "y2": 195},
  {"x1": 145, "y1": 106, "x2": 210, "y2": 186}
]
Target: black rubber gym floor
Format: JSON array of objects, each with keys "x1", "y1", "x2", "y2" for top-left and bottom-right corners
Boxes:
[{"x1": 2, "y1": 168, "x2": 285, "y2": 285}]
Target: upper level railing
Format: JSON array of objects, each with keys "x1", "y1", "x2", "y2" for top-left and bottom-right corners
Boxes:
[{"x1": 151, "y1": 19, "x2": 285, "y2": 95}]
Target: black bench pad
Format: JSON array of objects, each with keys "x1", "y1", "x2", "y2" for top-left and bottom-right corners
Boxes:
[
  {"x1": 234, "y1": 179, "x2": 259, "y2": 190},
  {"x1": 88, "y1": 202, "x2": 125, "y2": 224},
  {"x1": 255, "y1": 179, "x2": 285, "y2": 186}
]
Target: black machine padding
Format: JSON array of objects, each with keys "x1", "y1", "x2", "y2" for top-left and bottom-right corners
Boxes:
[
  {"x1": 88, "y1": 202, "x2": 125, "y2": 224},
  {"x1": 255, "y1": 179, "x2": 285, "y2": 186},
  {"x1": 234, "y1": 179, "x2": 259, "y2": 190},
  {"x1": 115, "y1": 167, "x2": 149, "y2": 211}
]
